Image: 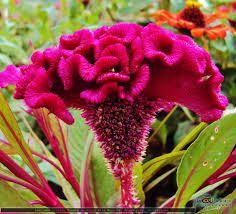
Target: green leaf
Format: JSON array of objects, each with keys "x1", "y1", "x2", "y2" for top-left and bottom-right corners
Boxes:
[
  {"x1": 44, "y1": 152, "x2": 81, "y2": 208},
  {"x1": 0, "y1": 91, "x2": 42, "y2": 179},
  {"x1": 174, "y1": 114, "x2": 236, "y2": 208},
  {"x1": 118, "y1": 0, "x2": 153, "y2": 14},
  {"x1": 142, "y1": 151, "x2": 185, "y2": 185},
  {"x1": 0, "y1": 37, "x2": 27, "y2": 64},
  {"x1": 215, "y1": 0, "x2": 236, "y2": 4},
  {"x1": 172, "y1": 122, "x2": 207, "y2": 153},
  {"x1": 53, "y1": 167, "x2": 81, "y2": 208},
  {"x1": 144, "y1": 167, "x2": 176, "y2": 193},
  {"x1": 38, "y1": 161, "x2": 58, "y2": 183},
  {"x1": 225, "y1": 33, "x2": 236, "y2": 54},
  {"x1": 80, "y1": 136, "x2": 94, "y2": 207},
  {"x1": 211, "y1": 39, "x2": 227, "y2": 52},
  {"x1": 0, "y1": 139, "x2": 17, "y2": 155},
  {"x1": 44, "y1": 111, "x2": 69, "y2": 158},
  {"x1": 181, "y1": 107, "x2": 195, "y2": 122},
  {"x1": 32, "y1": 109, "x2": 81, "y2": 207},
  {"x1": 17, "y1": 187, "x2": 39, "y2": 202},
  {"x1": 90, "y1": 144, "x2": 116, "y2": 207},
  {"x1": 68, "y1": 110, "x2": 93, "y2": 180},
  {"x1": 162, "y1": 170, "x2": 233, "y2": 210},
  {"x1": 151, "y1": 119, "x2": 168, "y2": 145},
  {"x1": 174, "y1": 121, "x2": 196, "y2": 147},
  {"x1": 0, "y1": 53, "x2": 12, "y2": 70},
  {"x1": 133, "y1": 163, "x2": 145, "y2": 205},
  {"x1": 170, "y1": 0, "x2": 185, "y2": 12},
  {"x1": 148, "y1": 105, "x2": 178, "y2": 143},
  {"x1": 0, "y1": 180, "x2": 31, "y2": 207}
]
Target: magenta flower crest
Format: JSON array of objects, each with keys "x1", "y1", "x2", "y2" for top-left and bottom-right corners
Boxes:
[{"x1": 0, "y1": 23, "x2": 228, "y2": 207}]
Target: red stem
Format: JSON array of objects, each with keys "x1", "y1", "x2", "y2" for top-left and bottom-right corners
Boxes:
[
  {"x1": 1, "y1": 138, "x2": 80, "y2": 199},
  {"x1": 90, "y1": 161, "x2": 101, "y2": 207},
  {"x1": 34, "y1": 110, "x2": 81, "y2": 198},
  {"x1": 0, "y1": 150, "x2": 41, "y2": 189},
  {"x1": 1, "y1": 138, "x2": 65, "y2": 179},
  {"x1": 161, "y1": 196, "x2": 175, "y2": 208},
  {"x1": 49, "y1": 135, "x2": 81, "y2": 197},
  {"x1": 30, "y1": 200, "x2": 46, "y2": 206},
  {"x1": 56, "y1": 120, "x2": 83, "y2": 198},
  {"x1": 80, "y1": 140, "x2": 94, "y2": 211},
  {"x1": 32, "y1": 151, "x2": 66, "y2": 178},
  {"x1": 85, "y1": 165, "x2": 94, "y2": 207},
  {"x1": 65, "y1": 172, "x2": 81, "y2": 198},
  {"x1": 119, "y1": 161, "x2": 139, "y2": 208},
  {"x1": 0, "y1": 174, "x2": 59, "y2": 207},
  {"x1": 0, "y1": 138, "x2": 8, "y2": 144},
  {"x1": 0, "y1": 150, "x2": 65, "y2": 209},
  {"x1": 162, "y1": 172, "x2": 236, "y2": 210},
  {"x1": 57, "y1": 120, "x2": 70, "y2": 165},
  {"x1": 50, "y1": 136, "x2": 70, "y2": 170},
  {"x1": 202, "y1": 149, "x2": 236, "y2": 188},
  {"x1": 208, "y1": 172, "x2": 236, "y2": 185},
  {"x1": 0, "y1": 112, "x2": 55, "y2": 199},
  {"x1": 36, "y1": 111, "x2": 69, "y2": 167}
]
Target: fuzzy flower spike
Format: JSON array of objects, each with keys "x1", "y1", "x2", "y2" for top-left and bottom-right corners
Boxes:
[{"x1": 0, "y1": 23, "x2": 228, "y2": 208}]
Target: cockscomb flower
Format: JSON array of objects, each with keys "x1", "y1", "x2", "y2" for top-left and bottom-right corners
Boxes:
[
  {"x1": 0, "y1": 22, "x2": 228, "y2": 208},
  {"x1": 153, "y1": 0, "x2": 234, "y2": 40}
]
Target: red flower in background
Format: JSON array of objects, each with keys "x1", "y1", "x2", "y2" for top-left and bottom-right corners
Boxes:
[
  {"x1": 0, "y1": 23, "x2": 228, "y2": 207},
  {"x1": 153, "y1": 1, "x2": 234, "y2": 39}
]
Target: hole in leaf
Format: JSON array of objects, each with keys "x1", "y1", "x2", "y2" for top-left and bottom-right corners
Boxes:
[{"x1": 203, "y1": 160, "x2": 209, "y2": 167}]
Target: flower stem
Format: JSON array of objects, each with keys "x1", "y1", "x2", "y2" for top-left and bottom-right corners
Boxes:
[
  {"x1": 148, "y1": 105, "x2": 178, "y2": 142},
  {"x1": 90, "y1": 160, "x2": 101, "y2": 207},
  {"x1": 0, "y1": 149, "x2": 41, "y2": 189},
  {"x1": 0, "y1": 111, "x2": 50, "y2": 190},
  {"x1": 208, "y1": 172, "x2": 236, "y2": 185},
  {"x1": 32, "y1": 151, "x2": 66, "y2": 178},
  {"x1": 34, "y1": 109, "x2": 81, "y2": 198},
  {"x1": 119, "y1": 161, "x2": 139, "y2": 208},
  {"x1": 80, "y1": 137, "x2": 95, "y2": 211},
  {"x1": 0, "y1": 174, "x2": 59, "y2": 207}
]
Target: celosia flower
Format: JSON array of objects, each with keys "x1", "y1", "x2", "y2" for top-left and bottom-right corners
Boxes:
[
  {"x1": 153, "y1": 1, "x2": 234, "y2": 39},
  {"x1": 0, "y1": 22, "x2": 228, "y2": 207}
]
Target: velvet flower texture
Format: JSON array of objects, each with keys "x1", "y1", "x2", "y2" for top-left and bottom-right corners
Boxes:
[
  {"x1": 153, "y1": 1, "x2": 234, "y2": 40},
  {"x1": 0, "y1": 23, "x2": 228, "y2": 208}
]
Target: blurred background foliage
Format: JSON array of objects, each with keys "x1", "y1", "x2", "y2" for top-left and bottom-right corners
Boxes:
[
  {"x1": 0, "y1": 0, "x2": 235, "y2": 68},
  {"x1": 0, "y1": 0, "x2": 235, "y2": 208}
]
